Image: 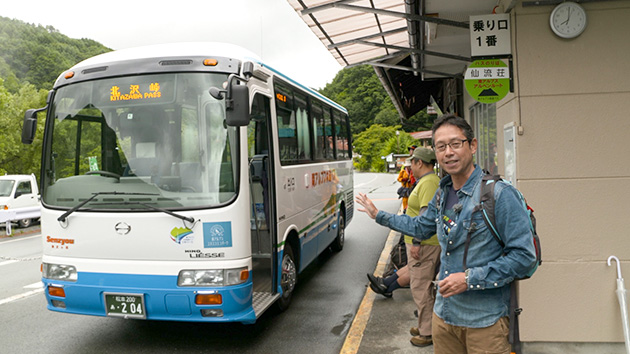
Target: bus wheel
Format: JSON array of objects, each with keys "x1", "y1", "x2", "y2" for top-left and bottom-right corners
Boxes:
[
  {"x1": 330, "y1": 214, "x2": 345, "y2": 252},
  {"x1": 276, "y1": 244, "x2": 296, "y2": 311}
]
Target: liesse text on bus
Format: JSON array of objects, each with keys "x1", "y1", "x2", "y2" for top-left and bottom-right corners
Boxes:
[{"x1": 185, "y1": 249, "x2": 225, "y2": 258}]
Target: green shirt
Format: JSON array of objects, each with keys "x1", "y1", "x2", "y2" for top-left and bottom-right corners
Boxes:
[{"x1": 404, "y1": 173, "x2": 440, "y2": 246}]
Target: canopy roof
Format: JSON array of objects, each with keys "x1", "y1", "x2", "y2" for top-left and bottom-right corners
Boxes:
[{"x1": 287, "y1": 0, "x2": 501, "y2": 118}]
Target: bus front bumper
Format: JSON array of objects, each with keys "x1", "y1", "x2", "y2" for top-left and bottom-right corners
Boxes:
[{"x1": 42, "y1": 272, "x2": 258, "y2": 324}]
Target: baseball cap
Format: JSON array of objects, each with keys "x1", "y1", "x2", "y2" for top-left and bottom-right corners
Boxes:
[{"x1": 406, "y1": 147, "x2": 436, "y2": 164}]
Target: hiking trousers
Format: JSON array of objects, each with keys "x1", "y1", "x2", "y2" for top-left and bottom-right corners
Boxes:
[
  {"x1": 406, "y1": 243, "x2": 440, "y2": 336},
  {"x1": 432, "y1": 313, "x2": 510, "y2": 354}
]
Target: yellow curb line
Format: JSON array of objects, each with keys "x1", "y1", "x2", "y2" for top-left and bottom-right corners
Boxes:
[{"x1": 340, "y1": 205, "x2": 404, "y2": 354}]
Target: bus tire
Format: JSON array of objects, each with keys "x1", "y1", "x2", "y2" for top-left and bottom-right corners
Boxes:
[
  {"x1": 276, "y1": 244, "x2": 296, "y2": 311},
  {"x1": 330, "y1": 214, "x2": 345, "y2": 252}
]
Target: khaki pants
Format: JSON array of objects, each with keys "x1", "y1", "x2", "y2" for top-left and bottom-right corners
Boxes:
[
  {"x1": 406, "y1": 243, "x2": 440, "y2": 336},
  {"x1": 432, "y1": 313, "x2": 511, "y2": 354}
]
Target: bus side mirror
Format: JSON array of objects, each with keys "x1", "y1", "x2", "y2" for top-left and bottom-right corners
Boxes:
[
  {"x1": 226, "y1": 84, "x2": 250, "y2": 127},
  {"x1": 22, "y1": 109, "x2": 38, "y2": 144}
]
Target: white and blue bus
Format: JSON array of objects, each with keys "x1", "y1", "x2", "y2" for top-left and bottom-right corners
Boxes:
[{"x1": 22, "y1": 42, "x2": 353, "y2": 324}]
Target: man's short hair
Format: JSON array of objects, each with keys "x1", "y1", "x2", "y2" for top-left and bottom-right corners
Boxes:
[{"x1": 431, "y1": 113, "x2": 474, "y2": 141}]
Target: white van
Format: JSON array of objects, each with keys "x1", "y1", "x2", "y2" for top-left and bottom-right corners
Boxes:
[{"x1": 0, "y1": 174, "x2": 41, "y2": 228}]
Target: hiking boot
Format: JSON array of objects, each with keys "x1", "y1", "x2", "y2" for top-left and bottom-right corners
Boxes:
[
  {"x1": 366, "y1": 273, "x2": 392, "y2": 298},
  {"x1": 410, "y1": 335, "x2": 432, "y2": 347},
  {"x1": 409, "y1": 327, "x2": 420, "y2": 336}
]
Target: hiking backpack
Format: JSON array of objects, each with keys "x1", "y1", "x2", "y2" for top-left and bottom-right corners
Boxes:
[
  {"x1": 475, "y1": 173, "x2": 542, "y2": 278},
  {"x1": 435, "y1": 172, "x2": 542, "y2": 277}
]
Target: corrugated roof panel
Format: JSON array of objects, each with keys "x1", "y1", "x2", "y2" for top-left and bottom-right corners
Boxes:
[
  {"x1": 288, "y1": 0, "x2": 498, "y2": 117},
  {"x1": 288, "y1": 0, "x2": 410, "y2": 67}
]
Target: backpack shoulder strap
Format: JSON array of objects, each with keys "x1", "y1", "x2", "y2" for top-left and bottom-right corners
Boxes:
[
  {"x1": 479, "y1": 173, "x2": 505, "y2": 249},
  {"x1": 435, "y1": 185, "x2": 443, "y2": 211}
]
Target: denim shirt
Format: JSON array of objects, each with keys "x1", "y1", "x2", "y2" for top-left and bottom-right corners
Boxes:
[{"x1": 376, "y1": 166, "x2": 537, "y2": 328}]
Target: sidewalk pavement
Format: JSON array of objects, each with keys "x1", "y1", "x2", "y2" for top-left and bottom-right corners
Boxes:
[
  {"x1": 346, "y1": 227, "x2": 433, "y2": 354},
  {"x1": 341, "y1": 226, "x2": 626, "y2": 354},
  {"x1": 357, "y1": 283, "x2": 433, "y2": 354}
]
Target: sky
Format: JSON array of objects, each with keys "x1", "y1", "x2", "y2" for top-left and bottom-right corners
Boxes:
[{"x1": 1, "y1": 0, "x2": 342, "y2": 90}]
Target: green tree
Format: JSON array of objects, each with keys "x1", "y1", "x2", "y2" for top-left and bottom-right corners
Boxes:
[
  {"x1": 320, "y1": 65, "x2": 392, "y2": 135},
  {"x1": 353, "y1": 125, "x2": 419, "y2": 172},
  {"x1": 403, "y1": 108, "x2": 436, "y2": 132},
  {"x1": 0, "y1": 16, "x2": 110, "y2": 91},
  {"x1": 320, "y1": 65, "x2": 438, "y2": 139},
  {"x1": 0, "y1": 16, "x2": 111, "y2": 176},
  {"x1": 0, "y1": 79, "x2": 48, "y2": 175},
  {"x1": 373, "y1": 99, "x2": 399, "y2": 126}
]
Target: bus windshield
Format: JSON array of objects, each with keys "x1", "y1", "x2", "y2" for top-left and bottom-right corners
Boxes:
[{"x1": 42, "y1": 73, "x2": 239, "y2": 211}]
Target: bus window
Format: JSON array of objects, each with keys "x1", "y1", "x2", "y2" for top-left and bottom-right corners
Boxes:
[
  {"x1": 294, "y1": 92, "x2": 310, "y2": 161},
  {"x1": 51, "y1": 109, "x2": 105, "y2": 177},
  {"x1": 277, "y1": 107, "x2": 296, "y2": 164},
  {"x1": 312, "y1": 102, "x2": 325, "y2": 160},
  {"x1": 248, "y1": 94, "x2": 270, "y2": 158},
  {"x1": 334, "y1": 111, "x2": 350, "y2": 159},
  {"x1": 324, "y1": 108, "x2": 334, "y2": 160},
  {"x1": 275, "y1": 82, "x2": 297, "y2": 164}
]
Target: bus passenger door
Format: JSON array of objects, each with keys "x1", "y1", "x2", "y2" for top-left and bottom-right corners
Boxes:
[{"x1": 247, "y1": 93, "x2": 276, "y2": 304}]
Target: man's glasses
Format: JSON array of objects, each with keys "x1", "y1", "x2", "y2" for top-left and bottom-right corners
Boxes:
[{"x1": 434, "y1": 139, "x2": 470, "y2": 153}]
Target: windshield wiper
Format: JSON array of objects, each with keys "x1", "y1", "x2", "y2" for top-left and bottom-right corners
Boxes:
[
  {"x1": 57, "y1": 192, "x2": 159, "y2": 222},
  {"x1": 89, "y1": 201, "x2": 194, "y2": 224}
]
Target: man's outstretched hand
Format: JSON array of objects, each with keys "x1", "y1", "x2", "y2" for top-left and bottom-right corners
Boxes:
[{"x1": 355, "y1": 192, "x2": 379, "y2": 219}]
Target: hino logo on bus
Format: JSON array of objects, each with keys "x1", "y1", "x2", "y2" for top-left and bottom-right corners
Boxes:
[
  {"x1": 185, "y1": 249, "x2": 225, "y2": 258},
  {"x1": 115, "y1": 222, "x2": 131, "y2": 235}
]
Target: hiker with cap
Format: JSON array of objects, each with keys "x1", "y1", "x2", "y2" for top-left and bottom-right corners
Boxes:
[
  {"x1": 404, "y1": 147, "x2": 441, "y2": 347},
  {"x1": 368, "y1": 146, "x2": 441, "y2": 347},
  {"x1": 356, "y1": 114, "x2": 537, "y2": 353}
]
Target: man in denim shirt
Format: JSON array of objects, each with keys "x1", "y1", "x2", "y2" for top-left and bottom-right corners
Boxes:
[{"x1": 356, "y1": 114, "x2": 537, "y2": 354}]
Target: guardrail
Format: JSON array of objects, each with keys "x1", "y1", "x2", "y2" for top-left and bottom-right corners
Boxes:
[{"x1": 0, "y1": 206, "x2": 41, "y2": 235}]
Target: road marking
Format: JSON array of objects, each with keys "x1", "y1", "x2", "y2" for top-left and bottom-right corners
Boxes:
[
  {"x1": 340, "y1": 205, "x2": 403, "y2": 354},
  {"x1": 24, "y1": 281, "x2": 43, "y2": 289},
  {"x1": 0, "y1": 234, "x2": 41, "y2": 244},
  {"x1": 0, "y1": 260, "x2": 19, "y2": 266},
  {"x1": 354, "y1": 176, "x2": 379, "y2": 189},
  {"x1": 0, "y1": 288, "x2": 44, "y2": 306}
]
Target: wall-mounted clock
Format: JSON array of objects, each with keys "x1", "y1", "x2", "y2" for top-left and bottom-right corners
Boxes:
[{"x1": 550, "y1": 1, "x2": 587, "y2": 39}]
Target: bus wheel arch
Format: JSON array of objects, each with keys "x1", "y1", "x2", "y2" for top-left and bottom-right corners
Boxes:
[
  {"x1": 276, "y1": 232, "x2": 299, "y2": 311},
  {"x1": 330, "y1": 204, "x2": 346, "y2": 252}
]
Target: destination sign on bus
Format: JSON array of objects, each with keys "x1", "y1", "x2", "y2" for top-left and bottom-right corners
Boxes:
[
  {"x1": 110, "y1": 82, "x2": 162, "y2": 102},
  {"x1": 92, "y1": 74, "x2": 175, "y2": 107},
  {"x1": 276, "y1": 92, "x2": 287, "y2": 103}
]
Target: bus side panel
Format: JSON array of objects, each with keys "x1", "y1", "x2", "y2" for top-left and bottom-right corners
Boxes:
[{"x1": 275, "y1": 161, "x2": 350, "y2": 273}]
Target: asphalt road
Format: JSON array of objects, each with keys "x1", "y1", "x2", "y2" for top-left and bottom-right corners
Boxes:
[{"x1": 0, "y1": 172, "x2": 403, "y2": 354}]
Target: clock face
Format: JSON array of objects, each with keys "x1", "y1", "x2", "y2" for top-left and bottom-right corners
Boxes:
[{"x1": 550, "y1": 2, "x2": 587, "y2": 39}]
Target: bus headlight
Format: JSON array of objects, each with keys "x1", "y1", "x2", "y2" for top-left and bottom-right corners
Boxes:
[
  {"x1": 177, "y1": 267, "x2": 249, "y2": 287},
  {"x1": 42, "y1": 263, "x2": 78, "y2": 282}
]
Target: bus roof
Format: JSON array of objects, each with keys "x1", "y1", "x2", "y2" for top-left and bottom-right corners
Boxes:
[
  {"x1": 63, "y1": 42, "x2": 347, "y2": 114},
  {"x1": 70, "y1": 42, "x2": 262, "y2": 70}
]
